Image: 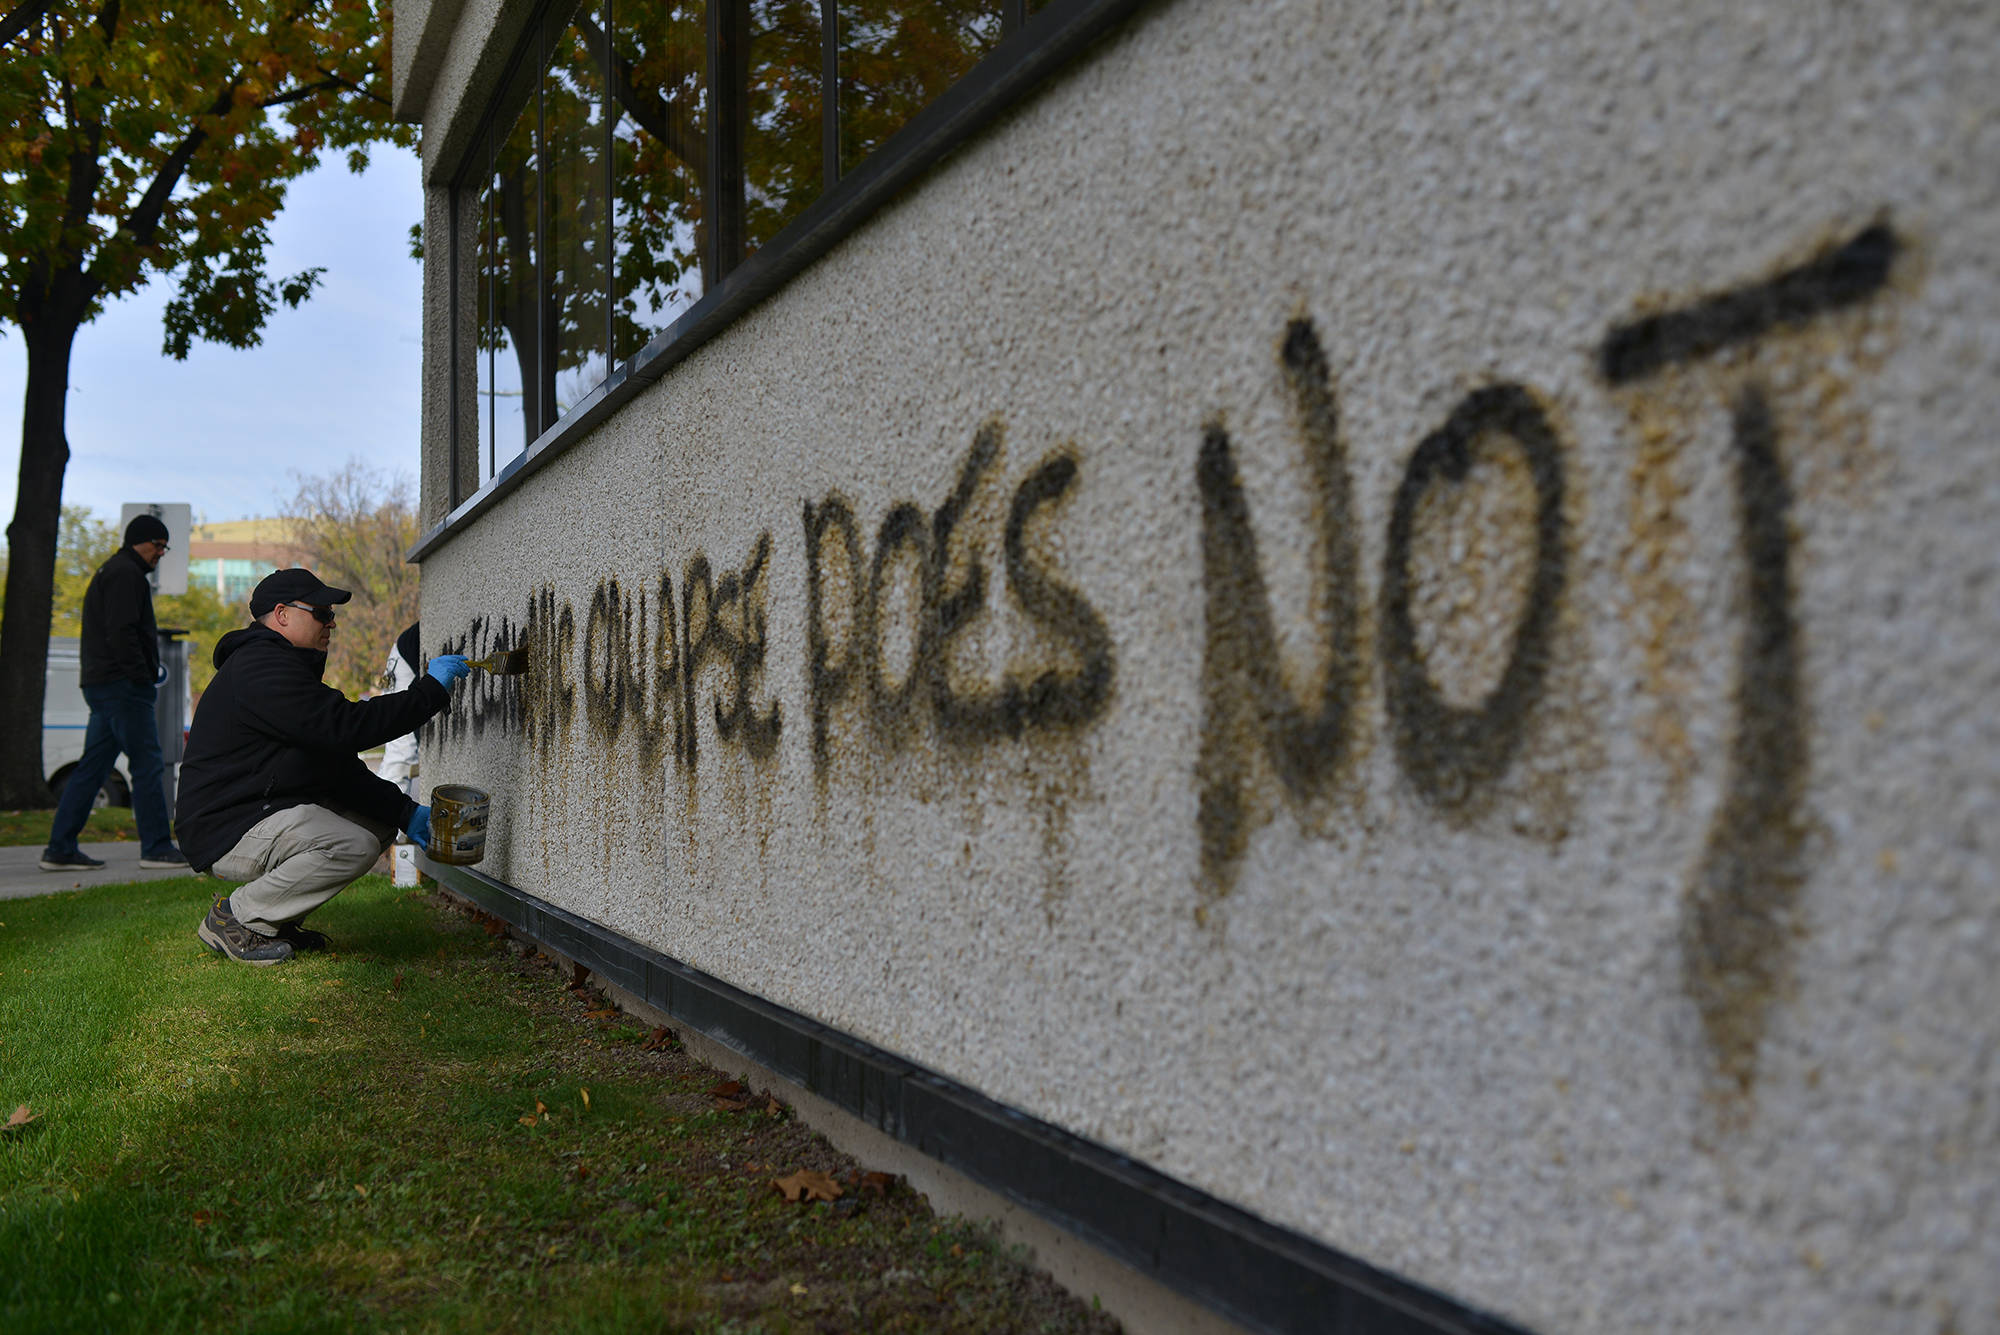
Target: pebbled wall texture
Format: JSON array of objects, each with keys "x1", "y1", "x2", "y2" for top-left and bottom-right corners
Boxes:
[{"x1": 406, "y1": 1, "x2": 2000, "y2": 1331}]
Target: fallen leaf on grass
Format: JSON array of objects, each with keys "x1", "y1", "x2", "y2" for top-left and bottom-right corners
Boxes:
[
  {"x1": 640, "y1": 1026, "x2": 677, "y2": 1052},
  {"x1": 772, "y1": 1170, "x2": 843, "y2": 1204},
  {"x1": 4, "y1": 1105, "x2": 38, "y2": 1133},
  {"x1": 859, "y1": 1171, "x2": 896, "y2": 1197},
  {"x1": 390, "y1": 974, "x2": 404, "y2": 992},
  {"x1": 579, "y1": 1087, "x2": 591, "y2": 1112},
  {"x1": 569, "y1": 962, "x2": 591, "y2": 990},
  {"x1": 518, "y1": 1115, "x2": 537, "y2": 1127},
  {"x1": 763, "y1": 1097, "x2": 783, "y2": 1117},
  {"x1": 583, "y1": 1008, "x2": 618, "y2": 1020},
  {"x1": 789, "y1": 1282, "x2": 809, "y2": 1296},
  {"x1": 709, "y1": 1080, "x2": 743, "y2": 1097},
  {"x1": 190, "y1": 1209, "x2": 211, "y2": 1227}
]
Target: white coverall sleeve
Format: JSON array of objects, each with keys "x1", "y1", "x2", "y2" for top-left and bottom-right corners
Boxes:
[{"x1": 376, "y1": 646, "x2": 421, "y2": 797}]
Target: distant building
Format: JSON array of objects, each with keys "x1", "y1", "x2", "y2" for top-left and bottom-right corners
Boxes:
[{"x1": 185, "y1": 518, "x2": 292, "y2": 609}]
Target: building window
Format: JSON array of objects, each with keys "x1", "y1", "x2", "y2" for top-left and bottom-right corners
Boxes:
[
  {"x1": 836, "y1": 1, "x2": 1002, "y2": 174},
  {"x1": 611, "y1": 0, "x2": 709, "y2": 363},
  {"x1": 454, "y1": 0, "x2": 1047, "y2": 494}
]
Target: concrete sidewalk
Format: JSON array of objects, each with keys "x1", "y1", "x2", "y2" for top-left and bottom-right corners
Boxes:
[{"x1": 0, "y1": 843, "x2": 208, "y2": 901}]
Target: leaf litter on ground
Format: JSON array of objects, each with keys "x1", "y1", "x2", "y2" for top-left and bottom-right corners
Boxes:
[{"x1": 0, "y1": 875, "x2": 1124, "y2": 1334}]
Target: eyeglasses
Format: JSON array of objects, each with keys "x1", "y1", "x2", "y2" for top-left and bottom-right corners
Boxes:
[{"x1": 284, "y1": 601, "x2": 337, "y2": 625}]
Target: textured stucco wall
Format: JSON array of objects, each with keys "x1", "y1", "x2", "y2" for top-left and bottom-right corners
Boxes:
[{"x1": 412, "y1": 2, "x2": 2000, "y2": 1331}]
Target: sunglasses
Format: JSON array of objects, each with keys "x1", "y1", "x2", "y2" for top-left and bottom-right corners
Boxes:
[{"x1": 284, "y1": 601, "x2": 338, "y2": 625}]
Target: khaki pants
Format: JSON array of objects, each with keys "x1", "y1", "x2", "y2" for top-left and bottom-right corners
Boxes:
[{"x1": 210, "y1": 804, "x2": 395, "y2": 936}]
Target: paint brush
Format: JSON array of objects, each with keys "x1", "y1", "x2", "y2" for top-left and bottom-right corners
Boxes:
[{"x1": 464, "y1": 641, "x2": 532, "y2": 675}]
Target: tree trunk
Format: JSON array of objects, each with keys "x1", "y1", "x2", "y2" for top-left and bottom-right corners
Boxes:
[{"x1": 0, "y1": 315, "x2": 81, "y2": 807}]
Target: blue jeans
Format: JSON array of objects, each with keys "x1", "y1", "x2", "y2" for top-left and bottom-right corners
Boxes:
[{"x1": 46, "y1": 679, "x2": 174, "y2": 859}]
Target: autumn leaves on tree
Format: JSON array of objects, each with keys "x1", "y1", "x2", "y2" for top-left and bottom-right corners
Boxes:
[{"x1": 0, "y1": 0, "x2": 406, "y2": 804}]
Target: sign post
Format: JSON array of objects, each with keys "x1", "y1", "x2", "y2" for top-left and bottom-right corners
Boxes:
[{"x1": 119, "y1": 502, "x2": 191, "y2": 596}]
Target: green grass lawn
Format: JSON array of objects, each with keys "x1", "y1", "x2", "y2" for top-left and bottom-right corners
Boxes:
[
  {"x1": 0, "y1": 876, "x2": 1117, "y2": 1334},
  {"x1": 0, "y1": 807, "x2": 140, "y2": 847}
]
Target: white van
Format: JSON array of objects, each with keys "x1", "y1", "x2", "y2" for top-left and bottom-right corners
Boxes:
[
  {"x1": 43, "y1": 636, "x2": 129, "y2": 806},
  {"x1": 43, "y1": 634, "x2": 192, "y2": 808}
]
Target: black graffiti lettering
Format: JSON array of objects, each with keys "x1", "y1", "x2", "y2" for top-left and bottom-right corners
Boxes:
[
  {"x1": 711, "y1": 533, "x2": 782, "y2": 760},
  {"x1": 803, "y1": 496, "x2": 865, "y2": 768},
  {"x1": 470, "y1": 617, "x2": 491, "y2": 739},
  {"x1": 928, "y1": 420, "x2": 1007, "y2": 741},
  {"x1": 524, "y1": 586, "x2": 564, "y2": 757},
  {"x1": 1681, "y1": 386, "x2": 1808, "y2": 1095},
  {"x1": 679, "y1": 556, "x2": 716, "y2": 767},
  {"x1": 583, "y1": 577, "x2": 627, "y2": 741},
  {"x1": 553, "y1": 600, "x2": 577, "y2": 738},
  {"x1": 1196, "y1": 317, "x2": 1365, "y2": 893},
  {"x1": 492, "y1": 614, "x2": 520, "y2": 737},
  {"x1": 865, "y1": 502, "x2": 931, "y2": 743},
  {"x1": 1003, "y1": 453, "x2": 1115, "y2": 732},
  {"x1": 1600, "y1": 223, "x2": 1898, "y2": 384},
  {"x1": 1378, "y1": 383, "x2": 1569, "y2": 811},
  {"x1": 1598, "y1": 219, "x2": 1898, "y2": 1097},
  {"x1": 649, "y1": 570, "x2": 681, "y2": 763},
  {"x1": 675, "y1": 536, "x2": 783, "y2": 768},
  {"x1": 808, "y1": 423, "x2": 1114, "y2": 766}
]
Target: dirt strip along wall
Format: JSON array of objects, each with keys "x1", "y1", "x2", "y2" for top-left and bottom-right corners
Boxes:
[{"x1": 414, "y1": 2, "x2": 2000, "y2": 1331}]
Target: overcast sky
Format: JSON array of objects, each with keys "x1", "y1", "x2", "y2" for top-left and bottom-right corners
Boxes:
[{"x1": 0, "y1": 147, "x2": 425, "y2": 530}]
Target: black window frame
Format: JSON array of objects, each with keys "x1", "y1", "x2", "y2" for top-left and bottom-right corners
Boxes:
[{"x1": 423, "y1": 0, "x2": 1155, "y2": 560}]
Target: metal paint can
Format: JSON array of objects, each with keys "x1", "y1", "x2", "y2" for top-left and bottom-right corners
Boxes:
[{"x1": 428, "y1": 784, "x2": 490, "y2": 865}]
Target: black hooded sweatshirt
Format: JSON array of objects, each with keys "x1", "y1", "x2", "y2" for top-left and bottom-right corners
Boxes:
[
  {"x1": 174, "y1": 624, "x2": 450, "y2": 871},
  {"x1": 79, "y1": 546, "x2": 160, "y2": 687}
]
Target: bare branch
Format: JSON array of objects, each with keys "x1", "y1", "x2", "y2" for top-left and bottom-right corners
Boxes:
[
  {"x1": 255, "y1": 75, "x2": 343, "y2": 111},
  {"x1": 310, "y1": 62, "x2": 393, "y2": 109}
]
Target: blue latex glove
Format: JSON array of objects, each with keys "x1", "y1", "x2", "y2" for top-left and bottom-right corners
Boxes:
[
  {"x1": 406, "y1": 805, "x2": 432, "y2": 849},
  {"x1": 426, "y1": 654, "x2": 470, "y2": 687}
]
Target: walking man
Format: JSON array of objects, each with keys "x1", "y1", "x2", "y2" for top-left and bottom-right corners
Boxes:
[
  {"x1": 39, "y1": 514, "x2": 187, "y2": 872},
  {"x1": 175, "y1": 569, "x2": 469, "y2": 965}
]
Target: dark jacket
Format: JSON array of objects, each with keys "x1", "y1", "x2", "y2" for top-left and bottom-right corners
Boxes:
[
  {"x1": 174, "y1": 624, "x2": 450, "y2": 871},
  {"x1": 79, "y1": 547, "x2": 160, "y2": 687}
]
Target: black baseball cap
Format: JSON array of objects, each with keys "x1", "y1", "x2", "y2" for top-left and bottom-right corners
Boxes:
[{"x1": 250, "y1": 568, "x2": 353, "y2": 618}]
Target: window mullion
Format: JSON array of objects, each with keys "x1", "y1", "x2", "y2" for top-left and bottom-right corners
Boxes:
[
  {"x1": 602, "y1": 0, "x2": 616, "y2": 373},
  {"x1": 821, "y1": 0, "x2": 838, "y2": 191},
  {"x1": 708, "y1": 0, "x2": 747, "y2": 281}
]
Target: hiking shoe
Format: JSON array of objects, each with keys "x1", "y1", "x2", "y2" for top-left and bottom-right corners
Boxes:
[
  {"x1": 139, "y1": 847, "x2": 190, "y2": 869},
  {"x1": 274, "y1": 922, "x2": 329, "y2": 953},
  {"x1": 196, "y1": 897, "x2": 293, "y2": 966},
  {"x1": 39, "y1": 849, "x2": 105, "y2": 871}
]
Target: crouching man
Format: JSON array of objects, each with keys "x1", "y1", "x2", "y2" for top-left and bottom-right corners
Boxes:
[{"x1": 175, "y1": 569, "x2": 470, "y2": 965}]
